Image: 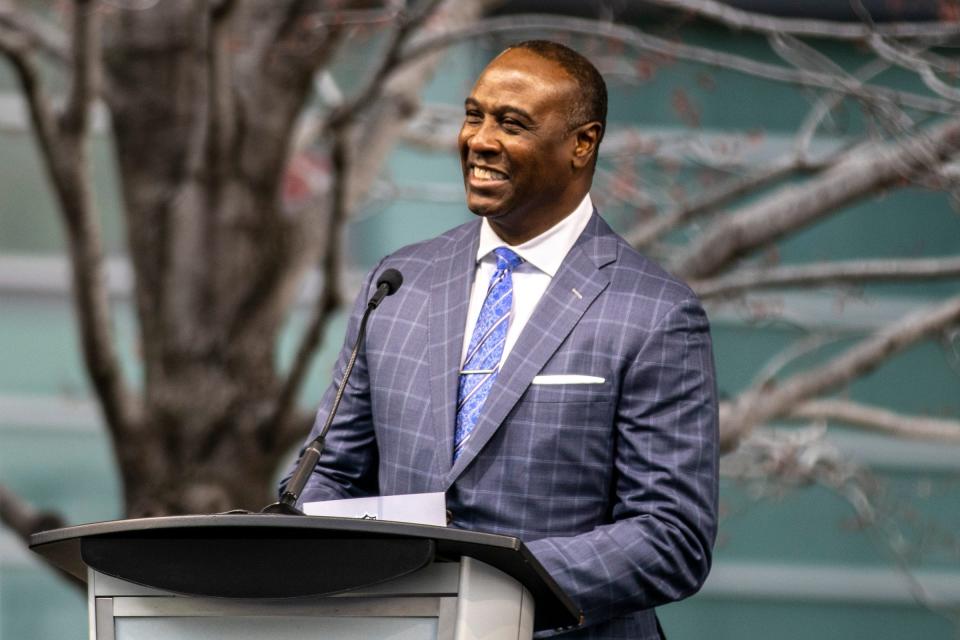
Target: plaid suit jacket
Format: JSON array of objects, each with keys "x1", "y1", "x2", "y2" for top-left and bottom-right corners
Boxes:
[{"x1": 288, "y1": 212, "x2": 719, "y2": 639}]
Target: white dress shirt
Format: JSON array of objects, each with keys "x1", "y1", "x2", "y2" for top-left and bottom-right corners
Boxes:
[{"x1": 460, "y1": 193, "x2": 594, "y2": 366}]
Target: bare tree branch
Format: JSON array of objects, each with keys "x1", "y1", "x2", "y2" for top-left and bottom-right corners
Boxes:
[
  {"x1": 263, "y1": 0, "x2": 499, "y2": 444},
  {"x1": 641, "y1": 0, "x2": 960, "y2": 41},
  {"x1": 144, "y1": 2, "x2": 345, "y2": 370},
  {"x1": 768, "y1": 32, "x2": 919, "y2": 141},
  {"x1": 60, "y1": 0, "x2": 99, "y2": 136},
  {"x1": 337, "y1": 0, "x2": 473, "y2": 214},
  {"x1": 720, "y1": 295, "x2": 960, "y2": 452},
  {"x1": 673, "y1": 117, "x2": 960, "y2": 280},
  {"x1": 264, "y1": 132, "x2": 348, "y2": 446},
  {"x1": 206, "y1": 0, "x2": 238, "y2": 176},
  {"x1": 402, "y1": 108, "x2": 790, "y2": 172},
  {"x1": 1, "y1": 0, "x2": 140, "y2": 436},
  {"x1": 0, "y1": 22, "x2": 61, "y2": 170},
  {"x1": 0, "y1": 2, "x2": 69, "y2": 63},
  {"x1": 0, "y1": 484, "x2": 84, "y2": 591},
  {"x1": 724, "y1": 423, "x2": 960, "y2": 621},
  {"x1": 399, "y1": 14, "x2": 958, "y2": 116},
  {"x1": 0, "y1": 484, "x2": 65, "y2": 540},
  {"x1": 721, "y1": 425, "x2": 855, "y2": 486},
  {"x1": 60, "y1": 0, "x2": 140, "y2": 436},
  {"x1": 693, "y1": 256, "x2": 960, "y2": 298},
  {"x1": 750, "y1": 334, "x2": 839, "y2": 390},
  {"x1": 323, "y1": 0, "x2": 447, "y2": 134},
  {"x1": 626, "y1": 154, "x2": 823, "y2": 249},
  {"x1": 189, "y1": 0, "x2": 239, "y2": 322},
  {"x1": 790, "y1": 399, "x2": 960, "y2": 443},
  {"x1": 263, "y1": 0, "x2": 453, "y2": 439}
]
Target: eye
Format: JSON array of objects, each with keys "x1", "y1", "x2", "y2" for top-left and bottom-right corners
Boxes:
[
  {"x1": 500, "y1": 118, "x2": 524, "y2": 133},
  {"x1": 464, "y1": 110, "x2": 483, "y2": 124}
]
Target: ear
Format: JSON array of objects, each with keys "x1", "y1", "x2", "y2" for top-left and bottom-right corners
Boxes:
[{"x1": 571, "y1": 121, "x2": 603, "y2": 170}]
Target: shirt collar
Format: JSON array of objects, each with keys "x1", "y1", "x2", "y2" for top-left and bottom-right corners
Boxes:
[{"x1": 475, "y1": 193, "x2": 594, "y2": 277}]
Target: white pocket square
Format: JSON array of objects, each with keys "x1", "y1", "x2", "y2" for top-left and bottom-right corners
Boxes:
[{"x1": 531, "y1": 374, "x2": 605, "y2": 385}]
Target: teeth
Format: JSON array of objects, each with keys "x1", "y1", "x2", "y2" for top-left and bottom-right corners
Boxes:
[{"x1": 472, "y1": 166, "x2": 506, "y2": 181}]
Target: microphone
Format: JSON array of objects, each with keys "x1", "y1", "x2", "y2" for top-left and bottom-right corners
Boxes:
[
  {"x1": 370, "y1": 268, "x2": 403, "y2": 308},
  {"x1": 262, "y1": 268, "x2": 404, "y2": 515}
]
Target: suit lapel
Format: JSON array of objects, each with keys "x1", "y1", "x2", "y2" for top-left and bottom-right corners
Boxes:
[
  {"x1": 444, "y1": 214, "x2": 619, "y2": 488},
  {"x1": 428, "y1": 222, "x2": 481, "y2": 477}
]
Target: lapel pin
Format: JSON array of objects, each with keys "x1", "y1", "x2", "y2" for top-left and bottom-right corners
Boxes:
[{"x1": 571, "y1": 288, "x2": 583, "y2": 300}]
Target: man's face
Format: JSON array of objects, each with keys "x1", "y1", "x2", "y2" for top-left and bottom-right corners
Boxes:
[{"x1": 458, "y1": 49, "x2": 582, "y2": 244}]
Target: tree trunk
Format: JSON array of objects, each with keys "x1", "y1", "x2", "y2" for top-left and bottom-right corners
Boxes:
[{"x1": 97, "y1": 2, "x2": 336, "y2": 516}]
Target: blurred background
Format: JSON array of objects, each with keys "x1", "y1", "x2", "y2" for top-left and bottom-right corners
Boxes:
[{"x1": 1, "y1": 1, "x2": 959, "y2": 638}]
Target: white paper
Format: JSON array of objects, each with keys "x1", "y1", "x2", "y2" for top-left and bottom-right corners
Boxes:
[{"x1": 303, "y1": 492, "x2": 447, "y2": 527}]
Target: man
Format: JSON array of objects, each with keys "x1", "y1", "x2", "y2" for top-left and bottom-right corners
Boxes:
[{"x1": 284, "y1": 40, "x2": 719, "y2": 639}]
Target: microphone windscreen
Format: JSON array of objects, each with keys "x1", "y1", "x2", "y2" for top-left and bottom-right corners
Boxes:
[{"x1": 376, "y1": 268, "x2": 404, "y2": 295}]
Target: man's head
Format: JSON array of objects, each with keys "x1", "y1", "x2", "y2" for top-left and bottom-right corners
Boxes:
[{"x1": 458, "y1": 40, "x2": 607, "y2": 245}]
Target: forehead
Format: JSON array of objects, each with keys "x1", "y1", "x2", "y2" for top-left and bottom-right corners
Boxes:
[{"x1": 468, "y1": 49, "x2": 576, "y2": 112}]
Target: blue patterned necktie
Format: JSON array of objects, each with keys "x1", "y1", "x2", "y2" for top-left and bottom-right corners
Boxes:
[{"x1": 454, "y1": 247, "x2": 524, "y2": 461}]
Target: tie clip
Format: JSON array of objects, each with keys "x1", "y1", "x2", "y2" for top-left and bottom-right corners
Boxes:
[{"x1": 459, "y1": 368, "x2": 496, "y2": 375}]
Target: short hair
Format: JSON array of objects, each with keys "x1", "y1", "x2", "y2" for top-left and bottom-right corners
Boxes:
[{"x1": 506, "y1": 40, "x2": 607, "y2": 144}]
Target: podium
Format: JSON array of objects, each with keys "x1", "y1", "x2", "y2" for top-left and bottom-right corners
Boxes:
[{"x1": 30, "y1": 514, "x2": 580, "y2": 640}]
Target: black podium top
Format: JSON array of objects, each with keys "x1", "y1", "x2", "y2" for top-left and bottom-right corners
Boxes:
[{"x1": 30, "y1": 514, "x2": 580, "y2": 632}]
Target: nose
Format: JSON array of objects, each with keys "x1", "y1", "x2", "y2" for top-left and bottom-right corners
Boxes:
[{"x1": 466, "y1": 117, "x2": 499, "y2": 156}]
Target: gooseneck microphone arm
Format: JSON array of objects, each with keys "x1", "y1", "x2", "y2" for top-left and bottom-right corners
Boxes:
[{"x1": 262, "y1": 268, "x2": 403, "y2": 515}]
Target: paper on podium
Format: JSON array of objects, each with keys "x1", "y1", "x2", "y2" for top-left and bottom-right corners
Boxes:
[{"x1": 303, "y1": 492, "x2": 447, "y2": 527}]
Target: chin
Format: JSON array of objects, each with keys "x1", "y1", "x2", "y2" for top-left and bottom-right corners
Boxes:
[{"x1": 466, "y1": 197, "x2": 507, "y2": 219}]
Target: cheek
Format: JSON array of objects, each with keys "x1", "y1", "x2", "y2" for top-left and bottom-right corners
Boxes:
[{"x1": 457, "y1": 129, "x2": 470, "y2": 157}]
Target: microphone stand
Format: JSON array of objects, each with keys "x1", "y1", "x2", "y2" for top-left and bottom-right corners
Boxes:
[{"x1": 261, "y1": 270, "x2": 402, "y2": 515}]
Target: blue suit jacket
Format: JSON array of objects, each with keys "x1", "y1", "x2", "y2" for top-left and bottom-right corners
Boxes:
[{"x1": 289, "y1": 213, "x2": 719, "y2": 639}]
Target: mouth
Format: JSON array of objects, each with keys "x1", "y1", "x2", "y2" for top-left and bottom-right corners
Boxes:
[{"x1": 468, "y1": 165, "x2": 509, "y2": 183}]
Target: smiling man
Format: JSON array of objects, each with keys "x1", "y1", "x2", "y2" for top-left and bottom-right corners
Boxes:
[
  {"x1": 286, "y1": 41, "x2": 719, "y2": 639},
  {"x1": 458, "y1": 44, "x2": 601, "y2": 244}
]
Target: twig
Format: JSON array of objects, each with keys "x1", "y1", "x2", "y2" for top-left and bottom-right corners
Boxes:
[
  {"x1": 869, "y1": 34, "x2": 960, "y2": 102},
  {"x1": 790, "y1": 399, "x2": 960, "y2": 443},
  {"x1": 693, "y1": 256, "x2": 960, "y2": 298},
  {"x1": 794, "y1": 57, "x2": 893, "y2": 160},
  {"x1": 750, "y1": 333, "x2": 837, "y2": 390}
]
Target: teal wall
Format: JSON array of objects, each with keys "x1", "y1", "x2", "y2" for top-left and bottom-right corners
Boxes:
[{"x1": 2, "y1": 22, "x2": 959, "y2": 640}]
